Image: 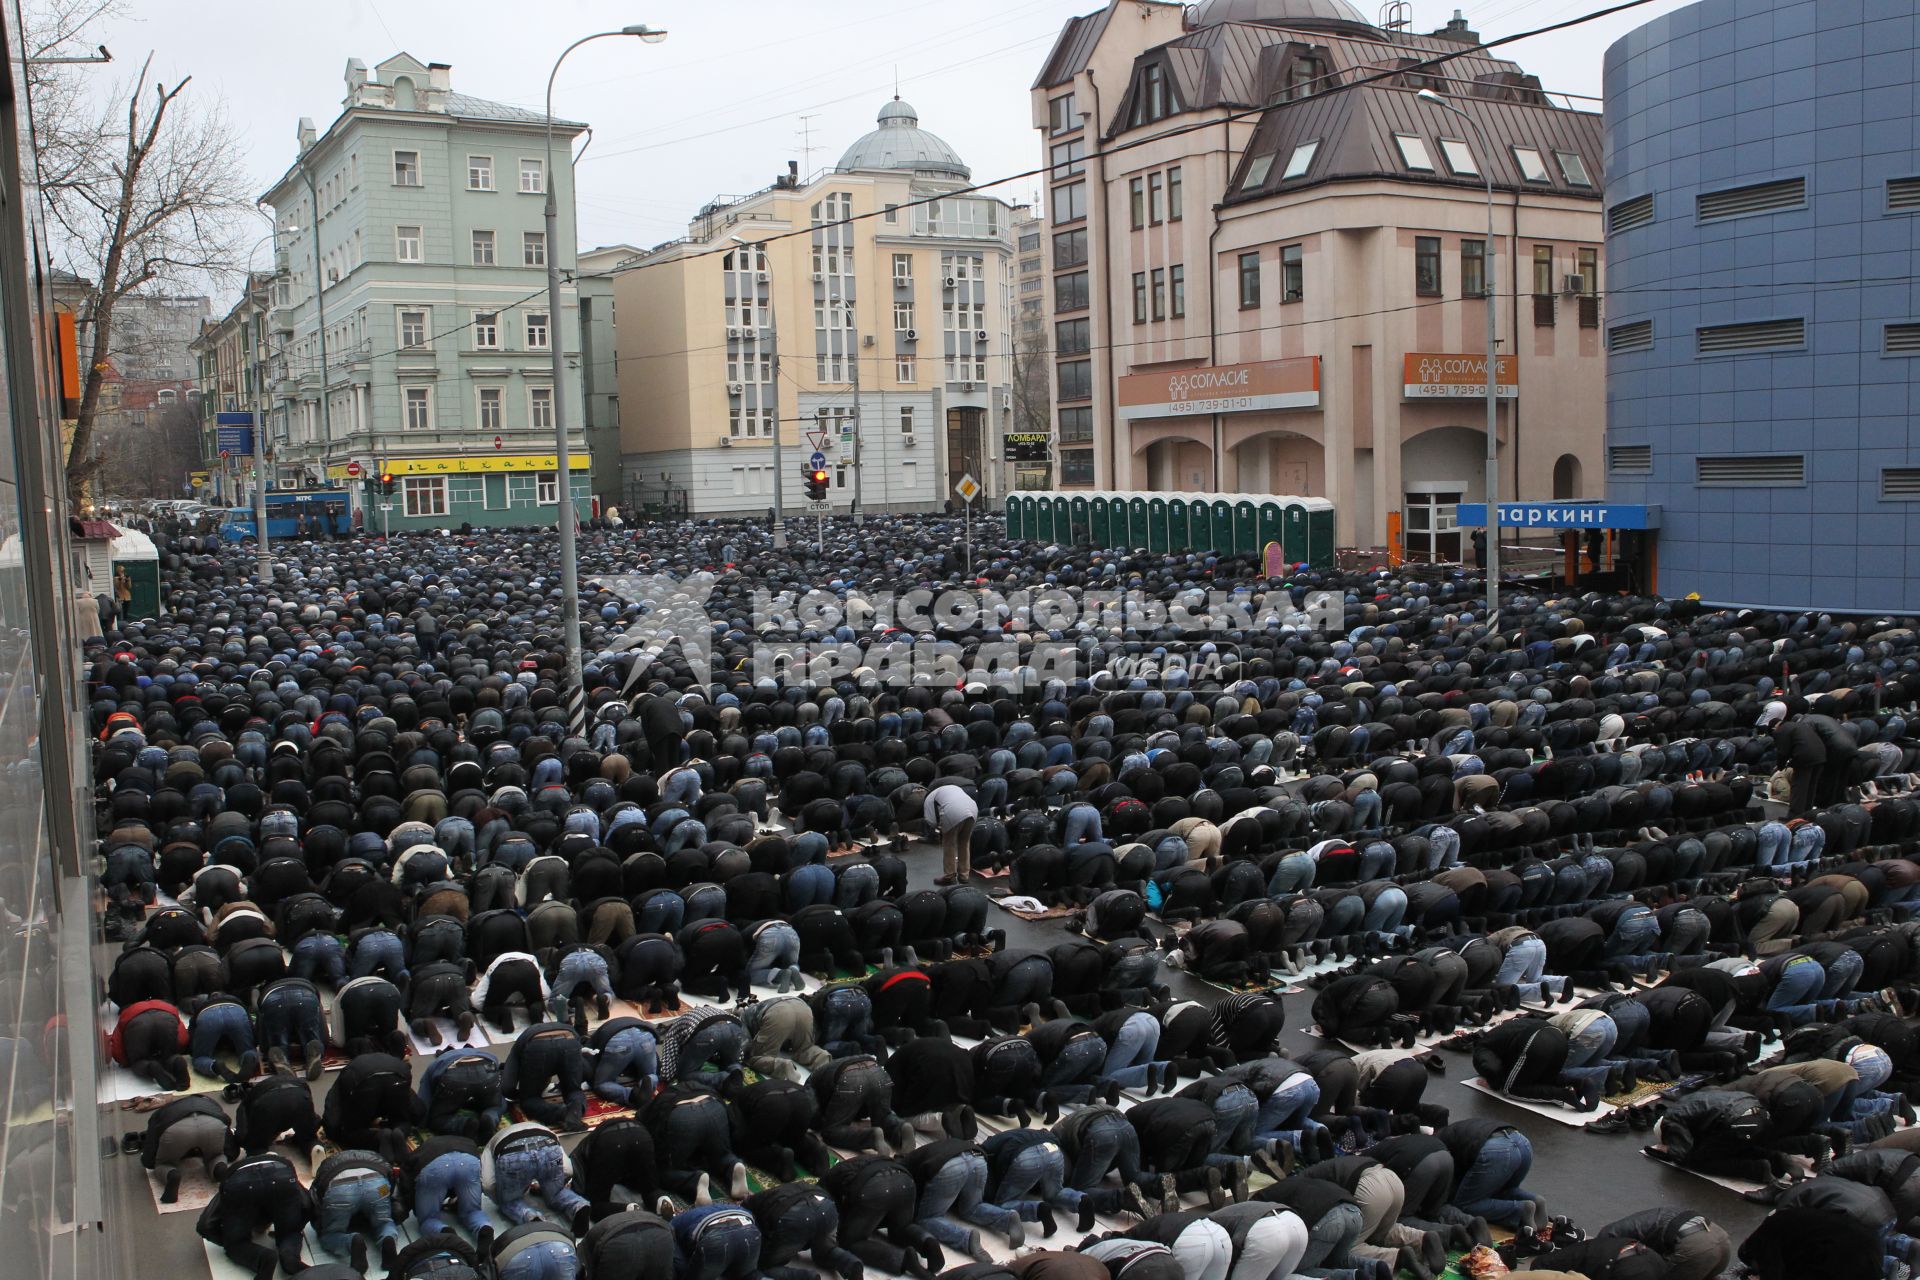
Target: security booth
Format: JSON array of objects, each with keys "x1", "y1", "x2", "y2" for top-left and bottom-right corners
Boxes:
[
  {"x1": 1455, "y1": 502, "x2": 1661, "y2": 595},
  {"x1": 110, "y1": 527, "x2": 162, "y2": 620},
  {"x1": 1147, "y1": 497, "x2": 1169, "y2": 552}
]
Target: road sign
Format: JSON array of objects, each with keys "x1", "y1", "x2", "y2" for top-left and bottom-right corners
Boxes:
[
  {"x1": 494, "y1": 435, "x2": 504, "y2": 450},
  {"x1": 190, "y1": 476, "x2": 205, "y2": 488},
  {"x1": 345, "y1": 460, "x2": 362, "y2": 478},
  {"x1": 219, "y1": 449, "x2": 231, "y2": 461},
  {"x1": 809, "y1": 450, "x2": 826, "y2": 468},
  {"x1": 954, "y1": 473, "x2": 981, "y2": 504},
  {"x1": 805, "y1": 430, "x2": 829, "y2": 451}
]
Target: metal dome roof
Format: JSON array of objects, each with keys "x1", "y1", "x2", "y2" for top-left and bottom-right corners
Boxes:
[
  {"x1": 837, "y1": 98, "x2": 971, "y2": 180},
  {"x1": 1192, "y1": 0, "x2": 1371, "y2": 27}
]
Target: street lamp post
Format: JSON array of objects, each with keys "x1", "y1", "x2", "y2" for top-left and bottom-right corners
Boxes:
[
  {"x1": 243, "y1": 220, "x2": 291, "y2": 587},
  {"x1": 546, "y1": 24, "x2": 667, "y2": 733},
  {"x1": 1419, "y1": 88, "x2": 1501, "y2": 632}
]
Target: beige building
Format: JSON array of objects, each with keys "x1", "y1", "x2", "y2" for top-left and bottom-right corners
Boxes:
[
  {"x1": 616, "y1": 100, "x2": 1017, "y2": 518},
  {"x1": 1033, "y1": 0, "x2": 1607, "y2": 556}
]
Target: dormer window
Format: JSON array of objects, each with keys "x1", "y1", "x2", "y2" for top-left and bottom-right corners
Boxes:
[
  {"x1": 1130, "y1": 64, "x2": 1172, "y2": 128},
  {"x1": 1284, "y1": 55, "x2": 1328, "y2": 102}
]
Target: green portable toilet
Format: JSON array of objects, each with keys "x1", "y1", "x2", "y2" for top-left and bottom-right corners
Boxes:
[
  {"x1": 1307, "y1": 501, "x2": 1336, "y2": 569},
  {"x1": 1089, "y1": 496, "x2": 1112, "y2": 547},
  {"x1": 110, "y1": 527, "x2": 162, "y2": 620},
  {"x1": 1025, "y1": 495, "x2": 1046, "y2": 541},
  {"x1": 1283, "y1": 502, "x2": 1308, "y2": 564},
  {"x1": 1147, "y1": 497, "x2": 1168, "y2": 552},
  {"x1": 1070, "y1": 496, "x2": 1090, "y2": 543},
  {"x1": 1233, "y1": 501, "x2": 1259, "y2": 556},
  {"x1": 1166, "y1": 497, "x2": 1190, "y2": 552},
  {"x1": 1127, "y1": 496, "x2": 1149, "y2": 547},
  {"x1": 1209, "y1": 500, "x2": 1233, "y2": 553},
  {"x1": 1050, "y1": 496, "x2": 1071, "y2": 543},
  {"x1": 1257, "y1": 501, "x2": 1285, "y2": 560},
  {"x1": 1005, "y1": 496, "x2": 1023, "y2": 540}
]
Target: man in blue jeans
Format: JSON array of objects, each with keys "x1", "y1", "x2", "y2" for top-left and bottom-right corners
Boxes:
[
  {"x1": 188, "y1": 995, "x2": 259, "y2": 1084},
  {"x1": 312, "y1": 1148, "x2": 403, "y2": 1273},
  {"x1": 672, "y1": 1203, "x2": 762, "y2": 1280},
  {"x1": 588, "y1": 1017, "x2": 658, "y2": 1104},
  {"x1": 900, "y1": 1137, "x2": 1026, "y2": 1257},
  {"x1": 400, "y1": 1135, "x2": 492, "y2": 1248},
  {"x1": 983, "y1": 1126, "x2": 1082, "y2": 1232},
  {"x1": 491, "y1": 1221, "x2": 579, "y2": 1280},
  {"x1": 484, "y1": 1123, "x2": 591, "y2": 1237},
  {"x1": 1439, "y1": 1120, "x2": 1545, "y2": 1229}
]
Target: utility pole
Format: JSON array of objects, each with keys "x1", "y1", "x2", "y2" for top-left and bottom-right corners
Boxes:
[
  {"x1": 250, "y1": 278, "x2": 272, "y2": 583},
  {"x1": 845, "y1": 295, "x2": 863, "y2": 523}
]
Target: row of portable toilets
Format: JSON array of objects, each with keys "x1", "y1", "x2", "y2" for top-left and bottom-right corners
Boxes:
[{"x1": 1004, "y1": 492, "x2": 1336, "y2": 571}]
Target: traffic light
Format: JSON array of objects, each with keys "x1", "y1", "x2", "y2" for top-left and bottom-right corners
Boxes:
[
  {"x1": 804, "y1": 467, "x2": 829, "y2": 501},
  {"x1": 379, "y1": 471, "x2": 396, "y2": 496}
]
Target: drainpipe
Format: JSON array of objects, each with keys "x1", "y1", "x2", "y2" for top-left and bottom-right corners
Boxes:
[
  {"x1": 1087, "y1": 70, "x2": 1117, "y2": 489},
  {"x1": 1509, "y1": 188, "x2": 1523, "y2": 510}
]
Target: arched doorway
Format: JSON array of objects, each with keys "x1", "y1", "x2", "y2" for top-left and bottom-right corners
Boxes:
[
  {"x1": 1400, "y1": 425, "x2": 1487, "y2": 564},
  {"x1": 1552, "y1": 453, "x2": 1583, "y2": 500}
]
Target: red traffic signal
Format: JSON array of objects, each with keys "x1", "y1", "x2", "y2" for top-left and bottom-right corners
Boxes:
[{"x1": 803, "y1": 466, "x2": 829, "y2": 500}]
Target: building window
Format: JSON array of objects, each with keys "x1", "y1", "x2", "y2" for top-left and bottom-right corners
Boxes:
[
  {"x1": 1415, "y1": 237, "x2": 1441, "y2": 296},
  {"x1": 471, "y1": 230, "x2": 496, "y2": 266},
  {"x1": 1060, "y1": 450, "x2": 1094, "y2": 485},
  {"x1": 1049, "y1": 92, "x2": 1078, "y2": 135},
  {"x1": 1050, "y1": 139, "x2": 1085, "y2": 179},
  {"x1": 537, "y1": 472, "x2": 560, "y2": 505},
  {"x1": 1058, "y1": 406, "x2": 1093, "y2": 443},
  {"x1": 1393, "y1": 133, "x2": 1435, "y2": 172},
  {"x1": 1281, "y1": 244, "x2": 1303, "y2": 302},
  {"x1": 1168, "y1": 166, "x2": 1183, "y2": 221},
  {"x1": 1461, "y1": 240, "x2": 1486, "y2": 297},
  {"x1": 1532, "y1": 245, "x2": 1554, "y2": 295},
  {"x1": 1283, "y1": 140, "x2": 1320, "y2": 180},
  {"x1": 404, "y1": 386, "x2": 431, "y2": 430},
  {"x1": 520, "y1": 158, "x2": 544, "y2": 193},
  {"x1": 393, "y1": 150, "x2": 420, "y2": 185},
  {"x1": 1132, "y1": 272, "x2": 1148, "y2": 324},
  {"x1": 1129, "y1": 178, "x2": 1146, "y2": 230},
  {"x1": 477, "y1": 387, "x2": 503, "y2": 431},
  {"x1": 1150, "y1": 268, "x2": 1166, "y2": 321},
  {"x1": 1240, "y1": 153, "x2": 1275, "y2": 191},
  {"x1": 1051, "y1": 181, "x2": 1086, "y2": 225},
  {"x1": 523, "y1": 231, "x2": 547, "y2": 267},
  {"x1": 403, "y1": 476, "x2": 447, "y2": 517},
  {"x1": 1577, "y1": 247, "x2": 1600, "y2": 325},
  {"x1": 1170, "y1": 264, "x2": 1186, "y2": 318},
  {"x1": 884, "y1": 203, "x2": 898, "y2": 223},
  {"x1": 1439, "y1": 138, "x2": 1478, "y2": 176},
  {"x1": 525, "y1": 311, "x2": 549, "y2": 349},
  {"x1": 896, "y1": 356, "x2": 916, "y2": 383},
  {"x1": 1555, "y1": 150, "x2": 1592, "y2": 187},
  {"x1": 1238, "y1": 252, "x2": 1262, "y2": 309},
  {"x1": 1055, "y1": 271, "x2": 1089, "y2": 313},
  {"x1": 467, "y1": 155, "x2": 494, "y2": 191},
  {"x1": 473, "y1": 312, "x2": 499, "y2": 348},
  {"x1": 1131, "y1": 63, "x2": 1170, "y2": 126},
  {"x1": 894, "y1": 303, "x2": 915, "y2": 332},
  {"x1": 396, "y1": 225, "x2": 422, "y2": 262},
  {"x1": 1512, "y1": 147, "x2": 1551, "y2": 183},
  {"x1": 1149, "y1": 172, "x2": 1165, "y2": 224},
  {"x1": 529, "y1": 386, "x2": 553, "y2": 429},
  {"x1": 1053, "y1": 229, "x2": 1088, "y2": 269},
  {"x1": 1058, "y1": 360, "x2": 1092, "y2": 401},
  {"x1": 1283, "y1": 54, "x2": 1327, "y2": 101},
  {"x1": 892, "y1": 253, "x2": 912, "y2": 283},
  {"x1": 900, "y1": 406, "x2": 915, "y2": 435},
  {"x1": 1057, "y1": 318, "x2": 1090, "y2": 354},
  {"x1": 400, "y1": 309, "x2": 429, "y2": 348}
]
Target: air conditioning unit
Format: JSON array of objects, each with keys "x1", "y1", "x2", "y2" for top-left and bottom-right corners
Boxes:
[
  {"x1": 862, "y1": 335, "x2": 875, "y2": 348},
  {"x1": 904, "y1": 329, "x2": 917, "y2": 342},
  {"x1": 1562, "y1": 274, "x2": 1586, "y2": 295},
  {"x1": 277, "y1": 477, "x2": 299, "y2": 490},
  {"x1": 975, "y1": 329, "x2": 988, "y2": 343},
  {"x1": 944, "y1": 276, "x2": 957, "y2": 288},
  {"x1": 812, "y1": 272, "x2": 824, "y2": 282},
  {"x1": 756, "y1": 271, "x2": 769, "y2": 283},
  {"x1": 893, "y1": 274, "x2": 910, "y2": 287},
  {"x1": 717, "y1": 435, "x2": 733, "y2": 448},
  {"x1": 902, "y1": 435, "x2": 918, "y2": 448},
  {"x1": 726, "y1": 382, "x2": 744, "y2": 396},
  {"x1": 960, "y1": 381, "x2": 975, "y2": 392},
  {"x1": 726, "y1": 326, "x2": 741, "y2": 338},
  {"x1": 1001, "y1": 393, "x2": 1012, "y2": 412}
]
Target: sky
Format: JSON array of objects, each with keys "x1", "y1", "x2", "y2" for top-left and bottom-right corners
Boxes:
[{"x1": 70, "y1": 0, "x2": 1698, "y2": 296}]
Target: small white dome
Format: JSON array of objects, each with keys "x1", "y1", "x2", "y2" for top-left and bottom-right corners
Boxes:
[
  {"x1": 1193, "y1": 0, "x2": 1370, "y2": 27},
  {"x1": 837, "y1": 98, "x2": 970, "y2": 180}
]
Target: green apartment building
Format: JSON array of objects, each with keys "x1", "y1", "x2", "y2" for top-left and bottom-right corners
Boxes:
[{"x1": 261, "y1": 53, "x2": 591, "y2": 530}]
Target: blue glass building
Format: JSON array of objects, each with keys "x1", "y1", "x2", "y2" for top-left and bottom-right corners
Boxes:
[{"x1": 1602, "y1": 0, "x2": 1920, "y2": 612}]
